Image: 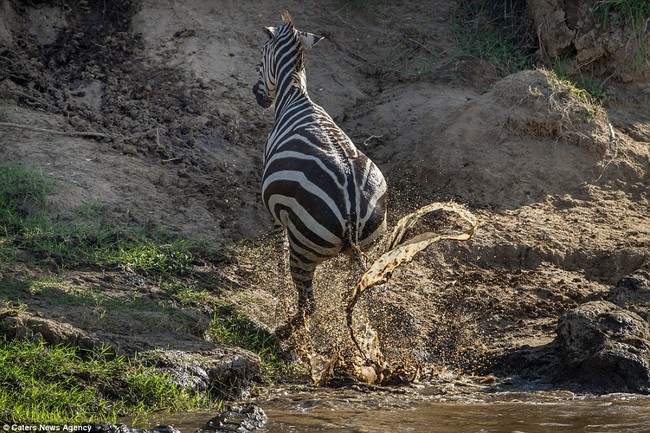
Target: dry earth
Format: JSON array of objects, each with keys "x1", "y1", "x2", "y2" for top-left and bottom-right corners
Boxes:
[{"x1": 0, "y1": 0, "x2": 649, "y2": 393}]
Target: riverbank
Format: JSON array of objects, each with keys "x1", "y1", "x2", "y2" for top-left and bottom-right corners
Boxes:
[{"x1": 1, "y1": 0, "x2": 648, "y2": 426}]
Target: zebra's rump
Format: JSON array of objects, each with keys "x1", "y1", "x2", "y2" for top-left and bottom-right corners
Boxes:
[{"x1": 262, "y1": 137, "x2": 387, "y2": 262}]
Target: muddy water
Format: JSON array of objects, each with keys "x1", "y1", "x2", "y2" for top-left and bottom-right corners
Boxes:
[
  {"x1": 261, "y1": 396, "x2": 650, "y2": 432},
  {"x1": 154, "y1": 387, "x2": 650, "y2": 433},
  {"x1": 259, "y1": 389, "x2": 650, "y2": 433}
]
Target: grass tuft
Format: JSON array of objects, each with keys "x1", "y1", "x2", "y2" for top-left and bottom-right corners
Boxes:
[
  {"x1": 99, "y1": 239, "x2": 196, "y2": 277},
  {"x1": 552, "y1": 58, "x2": 607, "y2": 105},
  {"x1": 0, "y1": 163, "x2": 51, "y2": 234},
  {"x1": 208, "y1": 310, "x2": 290, "y2": 379},
  {"x1": 0, "y1": 164, "x2": 201, "y2": 278},
  {"x1": 0, "y1": 339, "x2": 212, "y2": 424},
  {"x1": 593, "y1": 0, "x2": 650, "y2": 62},
  {"x1": 453, "y1": 0, "x2": 536, "y2": 76}
]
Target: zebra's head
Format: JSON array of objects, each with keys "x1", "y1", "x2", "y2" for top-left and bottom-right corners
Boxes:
[{"x1": 253, "y1": 11, "x2": 323, "y2": 109}]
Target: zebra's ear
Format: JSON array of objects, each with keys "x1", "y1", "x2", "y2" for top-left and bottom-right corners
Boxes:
[
  {"x1": 264, "y1": 26, "x2": 276, "y2": 38},
  {"x1": 299, "y1": 31, "x2": 324, "y2": 49}
]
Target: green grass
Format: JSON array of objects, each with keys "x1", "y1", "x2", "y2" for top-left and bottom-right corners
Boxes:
[
  {"x1": 208, "y1": 310, "x2": 289, "y2": 380},
  {"x1": 0, "y1": 163, "x2": 51, "y2": 234},
  {"x1": 0, "y1": 163, "x2": 230, "y2": 317},
  {"x1": 18, "y1": 219, "x2": 197, "y2": 276},
  {"x1": 164, "y1": 281, "x2": 215, "y2": 308},
  {"x1": 0, "y1": 339, "x2": 212, "y2": 424},
  {"x1": 0, "y1": 164, "x2": 236, "y2": 421},
  {"x1": 0, "y1": 276, "x2": 184, "y2": 317},
  {"x1": 593, "y1": 0, "x2": 649, "y2": 62},
  {"x1": 0, "y1": 163, "x2": 200, "y2": 277},
  {"x1": 0, "y1": 163, "x2": 50, "y2": 276},
  {"x1": 552, "y1": 58, "x2": 607, "y2": 105},
  {"x1": 0, "y1": 163, "x2": 292, "y2": 418},
  {"x1": 453, "y1": 0, "x2": 536, "y2": 76},
  {"x1": 98, "y1": 239, "x2": 196, "y2": 277}
]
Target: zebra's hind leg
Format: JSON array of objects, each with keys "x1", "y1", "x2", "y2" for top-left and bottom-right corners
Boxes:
[
  {"x1": 290, "y1": 255, "x2": 317, "y2": 317},
  {"x1": 275, "y1": 251, "x2": 317, "y2": 339},
  {"x1": 276, "y1": 227, "x2": 317, "y2": 314},
  {"x1": 283, "y1": 229, "x2": 318, "y2": 315}
]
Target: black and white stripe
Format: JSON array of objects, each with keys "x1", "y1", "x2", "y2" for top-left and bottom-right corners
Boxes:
[{"x1": 253, "y1": 11, "x2": 387, "y2": 317}]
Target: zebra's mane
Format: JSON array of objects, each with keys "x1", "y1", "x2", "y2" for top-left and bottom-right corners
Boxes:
[
  {"x1": 281, "y1": 10, "x2": 293, "y2": 26},
  {"x1": 280, "y1": 11, "x2": 307, "y2": 84}
]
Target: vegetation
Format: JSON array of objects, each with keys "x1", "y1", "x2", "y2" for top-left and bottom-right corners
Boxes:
[
  {"x1": 551, "y1": 56, "x2": 607, "y2": 106},
  {"x1": 453, "y1": 0, "x2": 536, "y2": 76},
  {"x1": 0, "y1": 339, "x2": 210, "y2": 424},
  {"x1": 0, "y1": 163, "x2": 286, "y2": 422},
  {"x1": 208, "y1": 310, "x2": 290, "y2": 380},
  {"x1": 448, "y1": 0, "x2": 609, "y2": 105},
  {"x1": 593, "y1": 0, "x2": 650, "y2": 61},
  {"x1": 0, "y1": 163, "x2": 50, "y2": 236},
  {"x1": 0, "y1": 162, "x2": 199, "y2": 276}
]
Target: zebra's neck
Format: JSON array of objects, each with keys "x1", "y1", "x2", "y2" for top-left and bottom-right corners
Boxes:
[{"x1": 274, "y1": 65, "x2": 310, "y2": 117}]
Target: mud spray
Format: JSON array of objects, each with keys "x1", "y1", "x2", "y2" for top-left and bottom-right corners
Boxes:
[{"x1": 284, "y1": 202, "x2": 478, "y2": 385}]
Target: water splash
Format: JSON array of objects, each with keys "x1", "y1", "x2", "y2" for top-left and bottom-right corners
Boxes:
[{"x1": 308, "y1": 201, "x2": 478, "y2": 385}]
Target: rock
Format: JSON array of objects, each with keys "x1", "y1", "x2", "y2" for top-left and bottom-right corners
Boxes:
[
  {"x1": 616, "y1": 270, "x2": 650, "y2": 292},
  {"x1": 491, "y1": 342, "x2": 561, "y2": 388},
  {"x1": 145, "y1": 427, "x2": 179, "y2": 433},
  {"x1": 556, "y1": 300, "x2": 650, "y2": 393},
  {"x1": 201, "y1": 404, "x2": 267, "y2": 433},
  {"x1": 526, "y1": 0, "x2": 650, "y2": 82},
  {"x1": 0, "y1": 309, "x2": 262, "y2": 398},
  {"x1": 526, "y1": 0, "x2": 575, "y2": 59},
  {"x1": 0, "y1": 310, "x2": 98, "y2": 349},
  {"x1": 204, "y1": 348, "x2": 262, "y2": 396},
  {"x1": 608, "y1": 269, "x2": 650, "y2": 321},
  {"x1": 89, "y1": 424, "x2": 129, "y2": 433},
  {"x1": 141, "y1": 348, "x2": 261, "y2": 398},
  {"x1": 141, "y1": 350, "x2": 211, "y2": 390}
]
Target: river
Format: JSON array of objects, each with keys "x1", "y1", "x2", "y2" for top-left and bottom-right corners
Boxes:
[{"x1": 154, "y1": 385, "x2": 650, "y2": 433}]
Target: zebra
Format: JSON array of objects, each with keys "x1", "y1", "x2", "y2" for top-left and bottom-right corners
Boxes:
[{"x1": 252, "y1": 11, "x2": 387, "y2": 332}]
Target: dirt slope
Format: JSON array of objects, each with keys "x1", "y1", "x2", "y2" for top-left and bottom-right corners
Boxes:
[{"x1": 1, "y1": 0, "x2": 649, "y2": 389}]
